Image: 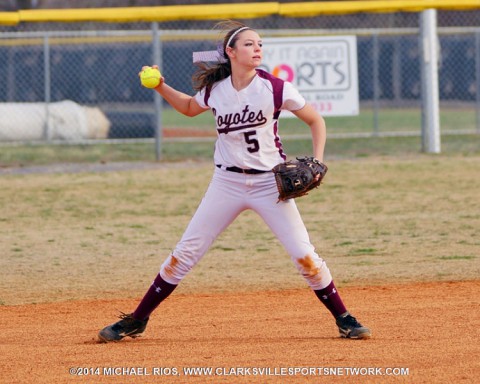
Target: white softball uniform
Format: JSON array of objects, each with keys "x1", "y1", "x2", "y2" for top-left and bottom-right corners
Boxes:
[{"x1": 159, "y1": 69, "x2": 332, "y2": 290}]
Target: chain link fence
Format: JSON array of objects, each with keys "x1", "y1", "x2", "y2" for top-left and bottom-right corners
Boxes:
[{"x1": 0, "y1": 10, "x2": 479, "y2": 150}]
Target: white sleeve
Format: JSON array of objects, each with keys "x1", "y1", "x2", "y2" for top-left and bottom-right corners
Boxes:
[
  {"x1": 281, "y1": 82, "x2": 306, "y2": 111},
  {"x1": 194, "y1": 88, "x2": 208, "y2": 109}
]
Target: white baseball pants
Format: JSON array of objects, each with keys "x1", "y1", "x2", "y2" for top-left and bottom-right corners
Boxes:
[{"x1": 160, "y1": 167, "x2": 332, "y2": 290}]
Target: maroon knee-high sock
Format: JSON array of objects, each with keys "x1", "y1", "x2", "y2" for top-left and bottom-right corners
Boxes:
[
  {"x1": 314, "y1": 280, "x2": 348, "y2": 318},
  {"x1": 132, "y1": 273, "x2": 177, "y2": 321}
]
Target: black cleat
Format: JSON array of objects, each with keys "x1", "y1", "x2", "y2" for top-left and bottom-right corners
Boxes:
[
  {"x1": 98, "y1": 312, "x2": 149, "y2": 342},
  {"x1": 336, "y1": 312, "x2": 371, "y2": 339}
]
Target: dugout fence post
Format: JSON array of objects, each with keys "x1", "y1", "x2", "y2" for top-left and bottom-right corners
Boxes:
[
  {"x1": 152, "y1": 22, "x2": 163, "y2": 161},
  {"x1": 419, "y1": 9, "x2": 441, "y2": 153},
  {"x1": 43, "y1": 33, "x2": 51, "y2": 141},
  {"x1": 372, "y1": 32, "x2": 380, "y2": 136},
  {"x1": 475, "y1": 30, "x2": 480, "y2": 134}
]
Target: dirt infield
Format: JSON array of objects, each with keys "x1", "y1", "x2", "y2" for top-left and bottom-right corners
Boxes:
[{"x1": 1, "y1": 280, "x2": 478, "y2": 384}]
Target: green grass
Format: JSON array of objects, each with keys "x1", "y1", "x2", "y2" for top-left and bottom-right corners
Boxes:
[
  {"x1": 162, "y1": 106, "x2": 479, "y2": 134},
  {"x1": 437, "y1": 256, "x2": 476, "y2": 260},
  {"x1": 349, "y1": 248, "x2": 377, "y2": 256},
  {"x1": 0, "y1": 106, "x2": 478, "y2": 167},
  {"x1": 1, "y1": 155, "x2": 479, "y2": 305},
  {"x1": 0, "y1": 134, "x2": 478, "y2": 167}
]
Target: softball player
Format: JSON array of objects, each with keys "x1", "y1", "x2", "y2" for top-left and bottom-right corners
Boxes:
[{"x1": 99, "y1": 21, "x2": 371, "y2": 342}]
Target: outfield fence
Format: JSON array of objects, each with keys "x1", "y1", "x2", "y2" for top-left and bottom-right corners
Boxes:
[{"x1": 0, "y1": 2, "x2": 480, "y2": 157}]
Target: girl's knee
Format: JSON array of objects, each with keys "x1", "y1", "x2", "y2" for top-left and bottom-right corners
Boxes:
[
  {"x1": 293, "y1": 254, "x2": 332, "y2": 290},
  {"x1": 160, "y1": 253, "x2": 193, "y2": 285}
]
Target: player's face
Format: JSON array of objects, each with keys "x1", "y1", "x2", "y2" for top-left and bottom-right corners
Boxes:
[{"x1": 229, "y1": 30, "x2": 263, "y2": 68}]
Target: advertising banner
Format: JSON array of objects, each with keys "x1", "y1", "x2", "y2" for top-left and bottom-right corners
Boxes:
[{"x1": 261, "y1": 36, "x2": 359, "y2": 116}]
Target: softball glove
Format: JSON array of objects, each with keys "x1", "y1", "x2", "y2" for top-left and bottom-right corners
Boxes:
[{"x1": 272, "y1": 156, "x2": 328, "y2": 201}]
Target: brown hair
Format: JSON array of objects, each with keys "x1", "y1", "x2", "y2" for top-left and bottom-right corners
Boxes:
[{"x1": 192, "y1": 21, "x2": 251, "y2": 92}]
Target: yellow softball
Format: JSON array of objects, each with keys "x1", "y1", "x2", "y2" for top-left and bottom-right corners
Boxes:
[{"x1": 140, "y1": 67, "x2": 161, "y2": 89}]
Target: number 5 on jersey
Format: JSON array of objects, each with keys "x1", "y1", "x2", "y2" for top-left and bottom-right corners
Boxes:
[{"x1": 244, "y1": 131, "x2": 259, "y2": 153}]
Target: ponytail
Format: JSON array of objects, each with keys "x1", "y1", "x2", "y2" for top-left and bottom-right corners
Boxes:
[
  {"x1": 191, "y1": 20, "x2": 250, "y2": 92},
  {"x1": 192, "y1": 62, "x2": 232, "y2": 92}
]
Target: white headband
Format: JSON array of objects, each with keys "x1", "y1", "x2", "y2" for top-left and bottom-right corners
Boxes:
[
  {"x1": 225, "y1": 26, "x2": 249, "y2": 49},
  {"x1": 192, "y1": 26, "x2": 250, "y2": 64}
]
